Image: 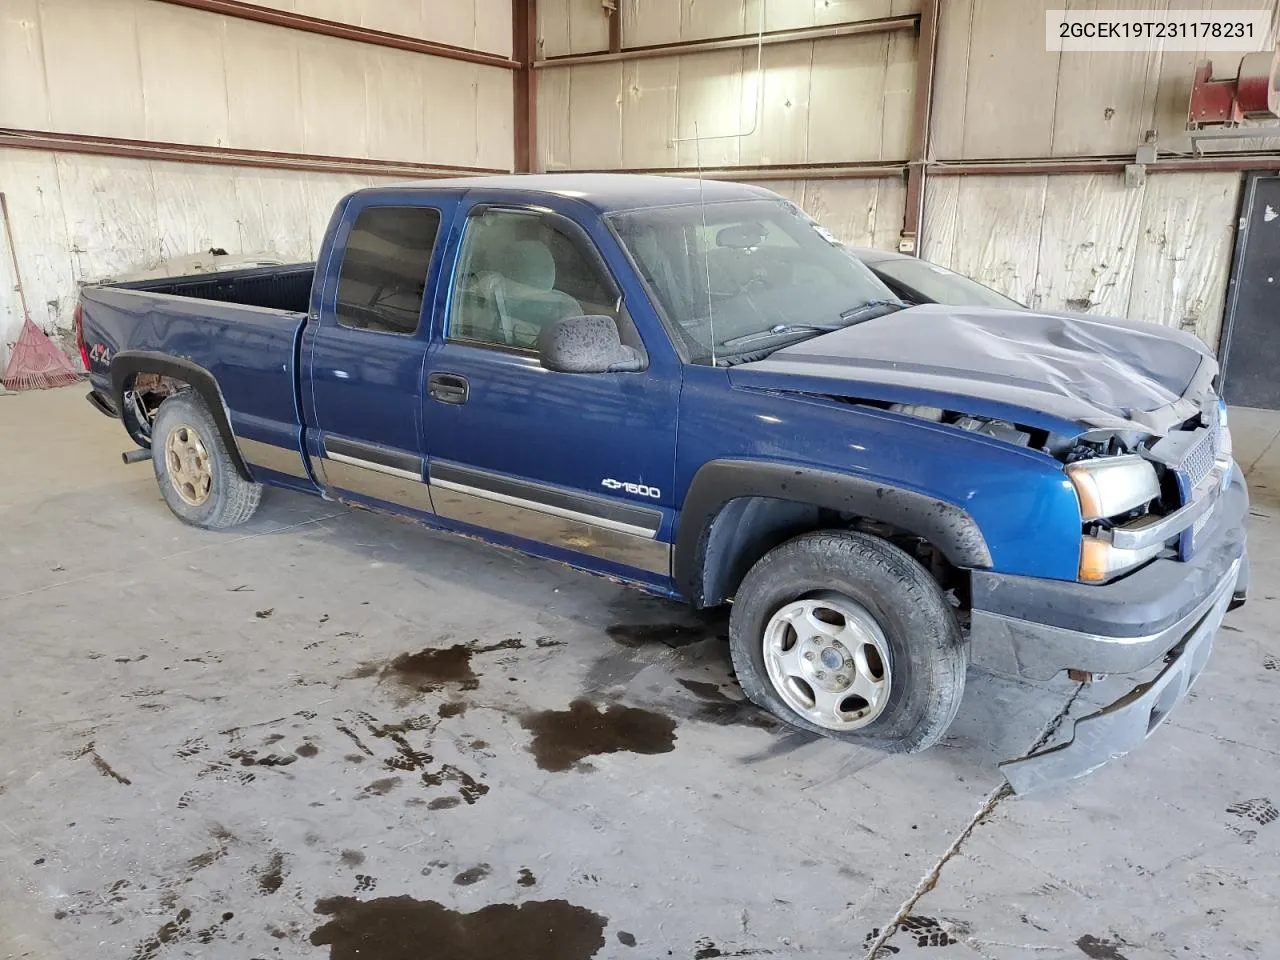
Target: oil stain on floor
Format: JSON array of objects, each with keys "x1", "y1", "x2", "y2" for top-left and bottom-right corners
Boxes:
[
  {"x1": 310, "y1": 896, "x2": 607, "y2": 960},
  {"x1": 353, "y1": 639, "x2": 524, "y2": 696},
  {"x1": 519, "y1": 699, "x2": 677, "y2": 772}
]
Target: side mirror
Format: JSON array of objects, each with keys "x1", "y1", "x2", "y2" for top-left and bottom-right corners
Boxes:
[{"x1": 537, "y1": 315, "x2": 643, "y2": 374}]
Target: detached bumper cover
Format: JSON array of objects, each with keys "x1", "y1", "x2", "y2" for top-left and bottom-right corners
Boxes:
[
  {"x1": 998, "y1": 556, "x2": 1237, "y2": 795},
  {"x1": 970, "y1": 466, "x2": 1249, "y2": 794}
]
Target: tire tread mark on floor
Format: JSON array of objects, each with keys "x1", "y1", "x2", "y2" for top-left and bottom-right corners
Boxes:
[{"x1": 860, "y1": 683, "x2": 1085, "y2": 960}]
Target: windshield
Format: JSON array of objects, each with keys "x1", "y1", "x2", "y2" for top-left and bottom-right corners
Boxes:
[
  {"x1": 870, "y1": 257, "x2": 1024, "y2": 310},
  {"x1": 609, "y1": 199, "x2": 897, "y2": 364}
]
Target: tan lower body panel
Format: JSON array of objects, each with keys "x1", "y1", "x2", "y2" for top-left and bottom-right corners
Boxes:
[
  {"x1": 311, "y1": 456, "x2": 435, "y2": 513},
  {"x1": 238, "y1": 438, "x2": 309, "y2": 480},
  {"x1": 431, "y1": 485, "x2": 670, "y2": 576}
]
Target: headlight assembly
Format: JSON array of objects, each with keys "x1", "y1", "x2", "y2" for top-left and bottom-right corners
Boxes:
[{"x1": 1066, "y1": 455, "x2": 1161, "y2": 523}]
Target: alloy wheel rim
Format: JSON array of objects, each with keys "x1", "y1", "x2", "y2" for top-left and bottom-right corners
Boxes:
[{"x1": 761, "y1": 595, "x2": 893, "y2": 731}]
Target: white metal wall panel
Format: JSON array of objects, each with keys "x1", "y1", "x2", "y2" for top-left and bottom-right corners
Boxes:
[
  {"x1": 37, "y1": 0, "x2": 147, "y2": 140},
  {"x1": 232, "y1": 171, "x2": 318, "y2": 263},
  {"x1": 0, "y1": 148, "x2": 413, "y2": 356},
  {"x1": 624, "y1": 0, "x2": 683, "y2": 47},
  {"x1": 621, "y1": 59, "x2": 681, "y2": 168},
  {"x1": 933, "y1": 0, "x2": 1279, "y2": 160},
  {"x1": 961, "y1": 0, "x2": 1060, "y2": 160},
  {"x1": 475, "y1": 0, "x2": 515, "y2": 60},
  {"x1": 569, "y1": 63, "x2": 626, "y2": 169},
  {"x1": 1126, "y1": 172, "x2": 1239, "y2": 347},
  {"x1": 150, "y1": 166, "x2": 244, "y2": 264},
  {"x1": 476, "y1": 66, "x2": 516, "y2": 173},
  {"x1": 923, "y1": 172, "x2": 1241, "y2": 350},
  {"x1": 366, "y1": 48, "x2": 429, "y2": 163},
  {"x1": 7, "y1": 0, "x2": 513, "y2": 170},
  {"x1": 740, "y1": 178, "x2": 907, "y2": 249},
  {"x1": 537, "y1": 66, "x2": 574, "y2": 169},
  {"x1": 538, "y1": 0, "x2": 609, "y2": 57},
  {"x1": 223, "y1": 18, "x2": 306, "y2": 153},
  {"x1": 675, "y1": 50, "x2": 748, "y2": 167},
  {"x1": 253, "y1": 0, "x2": 512, "y2": 56},
  {"x1": 0, "y1": 151, "x2": 75, "y2": 356},
  {"x1": 1033, "y1": 174, "x2": 1144, "y2": 318},
  {"x1": 537, "y1": 33, "x2": 913, "y2": 169},
  {"x1": 138, "y1": 4, "x2": 232, "y2": 148},
  {"x1": 740, "y1": 42, "x2": 815, "y2": 166},
  {"x1": 299, "y1": 33, "x2": 372, "y2": 158},
  {"x1": 0, "y1": 0, "x2": 51, "y2": 130}
]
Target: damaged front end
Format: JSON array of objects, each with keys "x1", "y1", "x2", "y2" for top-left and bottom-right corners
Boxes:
[{"x1": 964, "y1": 365, "x2": 1248, "y2": 795}]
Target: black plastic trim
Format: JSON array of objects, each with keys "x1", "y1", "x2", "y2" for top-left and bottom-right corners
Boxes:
[
  {"x1": 85, "y1": 389, "x2": 117, "y2": 418},
  {"x1": 323, "y1": 435, "x2": 423, "y2": 475},
  {"x1": 109, "y1": 351, "x2": 252, "y2": 480},
  {"x1": 429, "y1": 461, "x2": 662, "y2": 532},
  {"x1": 674, "y1": 459, "x2": 992, "y2": 603}
]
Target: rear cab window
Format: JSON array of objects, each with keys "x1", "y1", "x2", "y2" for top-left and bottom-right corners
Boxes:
[{"x1": 335, "y1": 206, "x2": 442, "y2": 335}]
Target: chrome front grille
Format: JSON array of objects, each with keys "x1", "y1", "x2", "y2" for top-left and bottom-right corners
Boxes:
[{"x1": 1179, "y1": 425, "x2": 1218, "y2": 490}]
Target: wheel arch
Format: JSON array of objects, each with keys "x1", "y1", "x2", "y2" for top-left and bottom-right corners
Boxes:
[
  {"x1": 674, "y1": 460, "x2": 993, "y2": 607},
  {"x1": 110, "y1": 351, "x2": 252, "y2": 481}
]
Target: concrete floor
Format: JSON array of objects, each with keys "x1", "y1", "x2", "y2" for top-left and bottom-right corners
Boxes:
[{"x1": 0, "y1": 386, "x2": 1277, "y2": 960}]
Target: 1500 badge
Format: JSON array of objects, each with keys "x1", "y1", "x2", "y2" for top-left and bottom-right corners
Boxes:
[{"x1": 601, "y1": 478, "x2": 661, "y2": 499}]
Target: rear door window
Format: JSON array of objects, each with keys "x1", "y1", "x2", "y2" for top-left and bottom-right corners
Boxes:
[{"x1": 335, "y1": 206, "x2": 442, "y2": 335}]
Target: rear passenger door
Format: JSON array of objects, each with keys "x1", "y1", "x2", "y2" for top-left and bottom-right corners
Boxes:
[
  {"x1": 302, "y1": 199, "x2": 449, "y2": 515},
  {"x1": 421, "y1": 201, "x2": 680, "y2": 585}
]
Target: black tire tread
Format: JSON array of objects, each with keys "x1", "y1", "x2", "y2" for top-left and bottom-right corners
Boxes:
[
  {"x1": 152, "y1": 392, "x2": 262, "y2": 530},
  {"x1": 728, "y1": 529, "x2": 967, "y2": 754}
]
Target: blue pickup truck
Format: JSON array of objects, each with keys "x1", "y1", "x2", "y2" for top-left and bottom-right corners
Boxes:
[{"x1": 77, "y1": 174, "x2": 1248, "y2": 793}]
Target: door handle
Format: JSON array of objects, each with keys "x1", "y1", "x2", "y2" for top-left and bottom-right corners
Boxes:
[{"x1": 429, "y1": 373, "x2": 469, "y2": 405}]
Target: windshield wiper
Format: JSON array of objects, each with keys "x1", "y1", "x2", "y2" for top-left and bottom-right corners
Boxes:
[
  {"x1": 718, "y1": 299, "x2": 910, "y2": 350},
  {"x1": 719, "y1": 324, "x2": 838, "y2": 349},
  {"x1": 839, "y1": 298, "x2": 909, "y2": 323}
]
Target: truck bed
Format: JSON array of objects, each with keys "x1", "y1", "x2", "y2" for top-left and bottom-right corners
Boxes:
[
  {"x1": 114, "y1": 262, "x2": 316, "y2": 314},
  {"x1": 80, "y1": 264, "x2": 314, "y2": 468}
]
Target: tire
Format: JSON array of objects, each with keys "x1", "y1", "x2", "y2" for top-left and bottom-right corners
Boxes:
[
  {"x1": 151, "y1": 391, "x2": 262, "y2": 529},
  {"x1": 728, "y1": 530, "x2": 967, "y2": 753}
]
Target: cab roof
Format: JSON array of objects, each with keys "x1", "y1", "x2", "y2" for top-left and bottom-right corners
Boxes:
[{"x1": 356, "y1": 173, "x2": 780, "y2": 215}]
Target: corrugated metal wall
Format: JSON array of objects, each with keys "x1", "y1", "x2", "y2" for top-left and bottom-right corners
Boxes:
[
  {"x1": 535, "y1": 0, "x2": 1280, "y2": 354},
  {"x1": 0, "y1": 0, "x2": 515, "y2": 368}
]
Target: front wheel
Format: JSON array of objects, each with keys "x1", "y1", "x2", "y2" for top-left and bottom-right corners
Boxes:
[
  {"x1": 151, "y1": 391, "x2": 262, "y2": 529},
  {"x1": 728, "y1": 530, "x2": 967, "y2": 753}
]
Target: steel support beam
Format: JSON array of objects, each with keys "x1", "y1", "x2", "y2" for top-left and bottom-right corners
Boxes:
[
  {"x1": 0, "y1": 128, "x2": 505, "y2": 179},
  {"x1": 901, "y1": 0, "x2": 938, "y2": 255},
  {"x1": 929, "y1": 155, "x2": 1280, "y2": 176},
  {"x1": 513, "y1": 0, "x2": 538, "y2": 173},
  {"x1": 608, "y1": 0, "x2": 622, "y2": 54},
  {"x1": 535, "y1": 15, "x2": 918, "y2": 68},
  {"x1": 152, "y1": 0, "x2": 517, "y2": 69},
  {"x1": 572, "y1": 162, "x2": 907, "y2": 181}
]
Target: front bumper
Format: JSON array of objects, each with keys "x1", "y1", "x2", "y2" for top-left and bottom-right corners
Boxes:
[{"x1": 969, "y1": 466, "x2": 1248, "y2": 794}]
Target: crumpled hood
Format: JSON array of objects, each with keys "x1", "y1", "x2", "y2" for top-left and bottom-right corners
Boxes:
[{"x1": 731, "y1": 304, "x2": 1216, "y2": 436}]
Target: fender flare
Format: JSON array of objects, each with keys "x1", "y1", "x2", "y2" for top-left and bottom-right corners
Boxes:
[
  {"x1": 110, "y1": 351, "x2": 252, "y2": 481},
  {"x1": 673, "y1": 460, "x2": 993, "y2": 604}
]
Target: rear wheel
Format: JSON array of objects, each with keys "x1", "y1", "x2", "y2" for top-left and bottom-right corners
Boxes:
[
  {"x1": 151, "y1": 392, "x2": 262, "y2": 529},
  {"x1": 729, "y1": 530, "x2": 967, "y2": 753}
]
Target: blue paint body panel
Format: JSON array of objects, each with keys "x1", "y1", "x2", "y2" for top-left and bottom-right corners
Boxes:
[{"x1": 78, "y1": 174, "x2": 1214, "y2": 596}]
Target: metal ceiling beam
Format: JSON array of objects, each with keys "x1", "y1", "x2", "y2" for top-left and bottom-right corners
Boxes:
[
  {"x1": 513, "y1": 0, "x2": 538, "y2": 173},
  {"x1": 535, "y1": 15, "x2": 918, "y2": 68},
  {"x1": 569, "y1": 161, "x2": 907, "y2": 181},
  {"x1": 151, "y1": 0, "x2": 518, "y2": 69},
  {"x1": 0, "y1": 128, "x2": 506, "y2": 179},
  {"x1": 929, "y1": 155, "x2": 1280, "y2": 176}
]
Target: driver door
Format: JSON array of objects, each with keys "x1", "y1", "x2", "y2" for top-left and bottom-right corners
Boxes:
[{"x1": 421, "y1": 202, "x2": 679, "y2": 585}]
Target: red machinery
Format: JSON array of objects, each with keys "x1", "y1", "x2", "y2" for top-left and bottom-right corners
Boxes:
[{"x1": 1188, "y1": 48, "x2": 1280, "y2": 127}]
